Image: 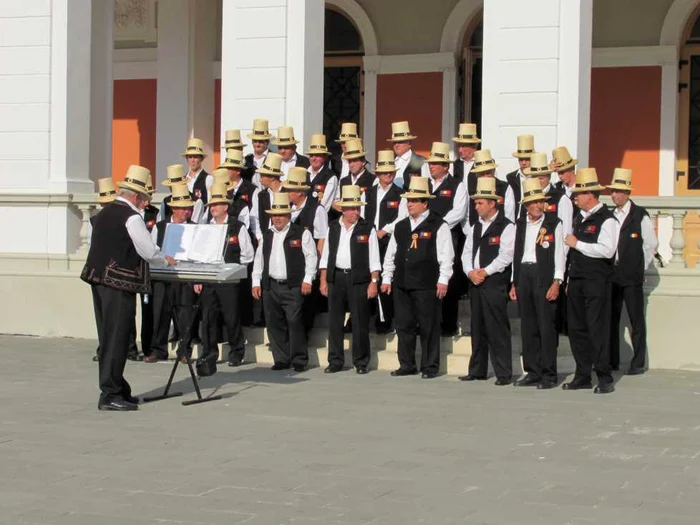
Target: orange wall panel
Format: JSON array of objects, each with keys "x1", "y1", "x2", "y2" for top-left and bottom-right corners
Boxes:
[
  {"x1": 112, "y1": 79, "x2": 157, "y2": 184},
  {"x1": 213, "y1": 79, "x2": 221, "y2": 168},
  {"x1": 376, "y1": 72, "x2": 443, "y2": 158},
  {"x1": 589, "y1": 66, "x2": 661, "y2": 195}
]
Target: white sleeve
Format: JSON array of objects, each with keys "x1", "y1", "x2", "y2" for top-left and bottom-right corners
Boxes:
[
  {"x1": 125, "y1": 215, "x2": 168, "y2": 268},
  {"x1": 313, "y1": 206, "x2": 328, "y2": 239},
  {"x1": 368, "y1": 228, "x2": 381, "y2": 273},
  {"x1": 252, "y1": 172, "x2": 263, "y2": 190},
  {"x1": 461, "y1": 225, "x2": 475, "y2": 274},
  {"x1": 237, "y1": 225, "x2": 255, "y2": 264},
  {"x1": 320, "y1": 176, "x2": 338, "y2": 212},
  {"x1": 250, "y1": 188, "x2": 262, "y2": 239},
  {"x1": 553, "y1": 222, "x2": 565, "y2": 282},
  {"x1": 557, "y1": 194, "x2": 573, "y2": 257},
  {"x1": 483, "y1": 222, "x2": 515, "y2": 276},
  {"x1": 238, "y1": 206, "x2": 250, "y2": 229},
  {"x1": 504, "y1": 186, "x2": 516, "y2": 223},
  {"x1": 192, "y1": 199, "x2": 204, "y2": 224},
  {"x1": 252, "y1": 236, "x2": 264, "y2": 287},
  {"x1": 301, "y1": 229, "x2": 318, "y2": 284},
  {"x1": 436, "y1": 223, "x2": 455, "y2": 285},
  {"x1": 575, "y1": 217, "x2": 619, "y2": 259},
  {"x1": 441, "y1": 181, "x2": 468, "y2": 229},
  {"x1": 381, "y1": 234, "x2": 398, "y2": 285},
  {"x1": 151, "y1": 223, "x2": 159, "y2": 246},
  {"x1": 319, "y1": 232, "x2": 330, "y2": 270},
  {"x1": 381, "y1": 197, "x2": 408, "y2": 236},
  {"x1": 641, "y1": 214, "x2": 659, "y2": 269}
]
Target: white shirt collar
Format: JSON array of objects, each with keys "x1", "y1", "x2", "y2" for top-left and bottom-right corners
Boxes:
[
  {"x1": 581, "y1": 202, "x2": 604, "y2": 219},
  {"x1": 340, "y1": 217, "x2": 358, "y2": 231},
  {"x1": 254, "y1": 149, "x2": 269, "y2": 161},
  {"x1": 187, "y1": 168, "x2": 203, "y2": 180},
  {"x1": 479, "y1": 210, "x2": 500, "y2": 227},
  {"x1": 292, "y1": 197, "x2": 308, "y2": 212},
  {"x1": 527, "y1": 213, "x2": 545, "y2": 225},
  {"x1": 615, "y1": 200, "x2": 631, "y2": 216},
  {"x1": 116, "y1": 196, "x2": 144, "y2": 217},
  {"x1": 409, "y1": 209, "x2": 430, "y2": 226},
  {"x1": 399, "y1": 150, "x2": 412, "y2": 162},
  {"x1": 272, "y1": 222, "x2": 291, "y2": 234},
  {"x1": 210, "y1": 214, "x2": 229, "y2": 225}
]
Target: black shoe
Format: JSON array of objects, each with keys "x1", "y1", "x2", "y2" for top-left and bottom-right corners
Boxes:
[
  {"x1": 271, "y1": 363, "x2": 290, "y2": 371},
  {"x1": 191, "y1": 336, "x2": 202, "y2": 345},
  {"x1": 144, "y1": 354, "x2": 167, "y2": 363},
  {"x1": 390, "y1": 368, "x2": 418, "y2": 377},
  {"x1": 441, "y1": 329, "x2": 458, "y2": 338},
  {"x1": 514, "y1": 374, "x2": 541, "y2": 387},
  {"x1": 562, "y1": 380, "x2": 593, "y2": 391},
  {"x1": 253, "y1": 320, "x2": 266, "y2": 328},
  {"x1": 325, "y1": 364, "x2": 343, "y2": 373},
  {"x1": 626, "y1": 367, "x2": 645, "y2": 376},
  {"x1": 375, "y1": 325, "x2": 394, "y2": 335},
  {"x1": 356, "y1": 366, "x2": 368, "y2": 375},
  {"x1": 228, "y1": 359, "x2": 243, "y2": 367},
  {"x1": 124, "y1": 395, "x2": 140, "y2": 405},
  {"x1": 293, "y1": 364, "x2": 307, "y2": 373},
  {"x1": 92, "y1": 355, "x2": 99, "y2": 362},
  {"x1": 594, "y1": 383, "x2": 615, "y2": 394},
  {"x1": 98, "y1": 399, "x2": 138, "y2": 411},
  {"x1": 611, "y1": 365, "x2": 620, "y2": 371},
  {"x1": 458, "y1": 374, "x2": 486, "y2": 381},
  {"x1": 494, "y1": 377, "x2": 512, "y2": 386},
  {"x1": 537, "y1": 380, "x2": 557, "y2": 390},
  {"x1": 421, "y1": 371, "x2": 438, "y2": 379},
  {"x1": 127, "y1": 353, "x2": 143, "y2": 362}
]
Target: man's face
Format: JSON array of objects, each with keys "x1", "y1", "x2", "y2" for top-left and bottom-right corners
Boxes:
[
  {"x1": 135, "y1": 194, "x2": 150, "y2": 210},
  {"x1": 406, "y1": 198, "x2": 428, "y2": 218},
  {"x1": 309, "y1": 154, "x2": 326, "y2": 171},
  {"x1": 228, "y1": 168, "x2": 241, "y2": 180},
  {"x1": 186, "y1": 155, "x2": 203, "y2": 172},
  {"x1": 252, "y1": 140, "x2": 268, "y2": 156},
  {"x1": 526, "y1": 200, "x2": 545, "y2": 220},
  {"x1": 377, "y1": 171, "x2": 397, "y2": 187},
  {"x1": 392, "y1": 141, "x2": 411, "y2": 157},
  {"x1": 277, "y1": 145, "x2": 296, "y2": 162},
  {"x1": 271, "y1": 214, "x2": 291, "y2": 230},
  {"x1": 286, "y1": 190, "x2": 305, "y2": 206},
  {"x1": 340, "y1": 142, "x2": 348, "y2": 153},
  {"x1": 573, "y1": 191, "x2": 597, "y2": 211},
  {"x1": 260, "y1": 174, "x2": 275, "y2": 189},
  {"x1": 171, "y1": 207, "x2": 191, "y2": 223},
  {"x1": 474, "y1": 198, "x2": 496, "y2": 220},
  {"x1": 342, "y1": 207, "x2": 361, "y2": 224},
  {"x1": 479, "y1": 171, "x2": 495, "y2": 179},
  {"x1": 458, "y1": 144, "x2": 477, "y2": 161},
  {"x1": 209, "y1": 203, "x2": 228, "y2": 219},
  {"x1": 559, "y1": 168, "x2": 576, "y2": 187},
  {"x1": 611, "y1": 189, "x2": 630, "y2": 208},
  {"x1": 428, "y1": 162, "x2": 449, "y2": 180},
  {"x1": 537, "y1": 175, "x2": 550, "y2": 189},
  {"x1": 348, "y1": 158, "x2": 365, "y2": 176},
  {"x1": 518, "y1": 158, "x2": 531, "y2": 171}
]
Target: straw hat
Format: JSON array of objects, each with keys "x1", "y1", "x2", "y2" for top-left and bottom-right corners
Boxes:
[
  {"x1": 512, "y1": 135, "x2": 535, "y2": 159},
  {"x1": 400, "y1": 176, "x2": 435, "y2": 199},
  {"x1": 146, "y1": 179, "x2": 155, "y2": 196},
  {"x1": 205, "y1": 182, "x2": 233, "y2": 206},
  {"x1": 375, "y1": 150, "x2": 397, "y2": 173},
  {"x1": 265, "y1": 192, "x2": 293, "y2": 215},
  {"x1": 162, "y1": 164, "x2": 186, "y2": 187},
  {"x1": 168, "y1": 183, "x2": 195, "y2": 208},
  {"x1": 182, "y1": 138, "x2": 207, "y2": 157},
  {"x1": 336, "y1": 122, "x2": 359, "y2": 143},
  {"x1": 520, "y1": 177, "x2": 550, "y2": 205},
  {"x1": 607, "y1": 168, "x2": 634, "y2": 191},
  {"x1": 247, "y1": 118, "x2": 273, "y2": 140},
  {"x1": 212, "y1": 168, "x2": 232, "y2": 187},
  {"x1": 470, "y1": 177, "x2": 500, "y2": 200},
  {"x1": 337, "y1": 185, "x2": 366, "y2": 207},
  {"x1": 571, "y1": 167, "x2": 606, "y2": 193},
  {"x1": 523, "y1": 152, "x2": 553, "y2": 176},
  {"x1": 119, "y1": 165, "x2": 152, "y2": 197},
  {"x1": 96, "y1": 177, "x2": 117, "y2": 204},
  {"x1": 471, "y1": 149, "x2": 499, "y2": 174},
  {"x1": 426, "y1": 142, "x2": 453, "y2": 163},
  {"x1": 256, "y1": 152, "x2": 284, "y2": 177},
  {"x1": 305, "y1": 134, "x2": 330, "y2": 156},
  {"x1": 218, "y1": 148, "x2": 245, "y2": 170},
  {"x1": 282, "y1": 167, "x2": 311, "y2": 191},
  {"x1": 223, "y1": 129, "x2": 245, "y2": 149},
  {"x1": 342, "y1": 138, "x2": 367, "y2": 160},
  {"x1": 551, "y1": 146, "x2": 578, "y2": 172},
  {"x1": 452, "y1": 123, "x2": 481, "y2": 144},
  {"x1": 387, "y1": 121, "x2": 417, "y2": 142},
  {"x1": 271, "y1": 126, "x2": 299, "y2": 146}
]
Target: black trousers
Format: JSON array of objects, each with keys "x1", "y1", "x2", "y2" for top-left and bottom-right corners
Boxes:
[
  {"x1": 240, "y1": 263, "x2": 254, "y2": 326},
  {"x1": 441, "y1": 229, "x2": 466, "y2": 334},
  {"x1": 567, "y1": 277, "x2": 613, "y2": 384},
  {"x1": 200, "y1": 283, "x2": 244, "y2": 363},
  {"x1": 468, "y1": 280, "x2": 512, "y2": 379},
  {"x1": 263, "y1": 280, "x2": 308, "y2": 367},
  {"x1": 327, "y1": 271, "x2": 370, "y2": 368},
  {"x1": 94, "y1": 294, "x2": 144, "y2": 359},
  {"x1": 150, "y1": 281, "x2": 195, "y2": 359},
  {"x1": 610, "y1": 281, "x2": 647, "y2": 370},
  {"x1": 517, "y1": 264, "x2": 558, "y2": 382},
  {"x1": 92, "y1": 284, "x2": 135, "y2": 403},
  {"x1": 302, "y1": 277, "x2": 321, "y2": 335},
  {"x1": 394, "y1": 286, "x2": 441, "y2": 374}
]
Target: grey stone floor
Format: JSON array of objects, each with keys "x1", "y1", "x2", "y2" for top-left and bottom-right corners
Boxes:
[{"x1": 1, "y1": 334, "x2": 700, "y2": 525}]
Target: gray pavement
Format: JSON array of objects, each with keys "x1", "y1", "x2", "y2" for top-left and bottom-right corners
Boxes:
[{"x1": 1, "y1": 334, "x2": 700, "y2": 525}]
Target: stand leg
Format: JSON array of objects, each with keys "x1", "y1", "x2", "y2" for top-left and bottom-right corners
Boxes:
[
  {"x1": 181, "y1": 358, "x2": 222, "y2": 406},
  {"x1": 142, "y1": 359, "x2": 184, "y2": 402}
]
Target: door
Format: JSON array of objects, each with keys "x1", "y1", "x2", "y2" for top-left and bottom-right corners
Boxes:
[{"x1": 323, "y1": 56, "x2": 364, "y2": 159}]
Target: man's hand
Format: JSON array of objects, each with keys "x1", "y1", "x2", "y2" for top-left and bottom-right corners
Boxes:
[
  {"x1": 377, "y1": 229, "x2": 388, "y2": 239},
  {"x1": 436, "y1": 283, "x2": 448, "y2": 299},
  {"x1": 546, "y1": 281, "x2": 560, "y2": 302},
  {"x1": 301, "y1": 282, "x2": 312, "y2": 295},
  {"x1": 367, "y1": 282, "x2": 378, "y2": 299},
  {"x1": 320, "y1": 280, "x2": 329, "y2": 297},
  {"x1": 252, "y1": 286, "x2": 262, "y2": 300},
  {"x1": 193, "y1": 284, "x2": 203, "y2": 294},
  {"x1": 468, "y1": 270, "x2": 485, "y2": 286},
  {"x1": 165, "y1": 255, "x2": 177, "y2": 266},
  {"x1": 549, "y1": 161, "x2": 562, "y2": 171},
  {"x1": 565, "y1": 234, "x2": 578, "y2": 249},
  {"x1": 381, "y1": 283, "x2": 392, "y2": 295},
  {"x1": 509, "y1": 285, "x2": 517, "y2": 302}
]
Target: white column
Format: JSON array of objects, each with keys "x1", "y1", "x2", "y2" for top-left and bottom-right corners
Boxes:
[
  {"x1": 482, "y1": 0, "x2": 593, "y2": 175},
  {"x1": 441, "y1": 58, "x2": 458, "y2": 143},
  {"x1": 220, "y1": 0, "x2": 325, "y2": 156},
  {"x1": 362, "y1": 55, "x2": 379, "y2": 164}
]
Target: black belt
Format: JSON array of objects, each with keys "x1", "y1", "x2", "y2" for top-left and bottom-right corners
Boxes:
[
  {"x1": 270, "y1": 277, "x2": 288, "y2": 285},
  {"x1": 521, "y1": 262, "x2": 537, "y2": 266},
  {"x1": 335, "y1": 268, "x2": 352, "y2": 274}
]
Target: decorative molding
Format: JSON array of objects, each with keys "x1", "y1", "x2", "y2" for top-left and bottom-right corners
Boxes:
[
  {"x1": 660, "y1": 0, "x2": 698, "y2": 46},
  {"x1": 440, "y1": 0, "x2": 483, "y2": 55},
  {"x1": 114, "y1": 0, "x2": 158, "y2": 44},
  {"x1": 325, "y1": 0, "x2": 379, "y2": 56},
  {"x1": 592, "y1": 46, "x2": 677, "y2": 68}
]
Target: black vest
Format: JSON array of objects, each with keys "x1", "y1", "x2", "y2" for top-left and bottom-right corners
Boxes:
[
  {"x1": 393, "y1": 211, "x2": 444, "y2": 290},
  {"x1": 306, "y1": 167, "x2": 336, "y2": 204},
  {"x1": 613, "y1": 201, "x2": 649, "y2": 286},
  {"x1": 429, "y1": 175, "x2": 461, "y2": 223},
  {"x1": 81, "y1": 201, "x2": 150, "y2": 294},
  {"x1": 223, "y1": 220, "x2": 246, "y2": 264},
  {"x1": 162, "y1": 191, "x2": 196, "y2": 222},
  {"x1": 230, "y1": 178, "x2": 256, "y2": 209},
  {"x1": 143, "y1": 205, "x2": 158, "y2": 232},
  {"x1": 470, "y1": 212, "x2": 512, "y2": 287},
  {"x1": 294, "y1": 154, "x2": 310, "y2": 169},
  {"x1": 513, "y1": 214, "x2": 560, "y2": 287},
  {"x1": 192, "y1": 170, "x2": 209, "y2": 205},
  {"x1": 543, "y1": 185, "x2": 566, "y2": 222},
  {"x1": 453, "y1": 159, "x2": 472, "y2": 184},
  {"x1": 293, "y1": 198, "x2": 321, "y2": 240},
  {"x1": 569, "y1": 205, "x2": 615, "y2": 281},
  {"x1": 262, "y1": 223, "x2": 307, "y2": 288},
  {"x1": 257, "y1": 189, "x2": 273, "y2": 233},
  {"x1": 242, "y1": 153, "x2": 259, "y2": 182},
  {"x1": 506, "y1": 170, "x2": 527, "y2": 221},
  {"x1": 326, "y1": 219, "x2": 374, "y2": 284},
  {"x1": 340, "y1": 169, "x2": 375, "y2": 195},
  {"x1": 364, "y1": 183, "x2": 402, "y2": 231},
  {"x1": 468, "y1": 177, "x2": 507, "y2": 226}
]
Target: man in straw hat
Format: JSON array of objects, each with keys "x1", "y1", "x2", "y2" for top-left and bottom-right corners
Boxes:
[
  {"x1": 182, "y1": 138, "x2": 213, "y2": 205},
  {"x1": 252, "y1": 193, "x2": 318, "y2": 372},
  {"x1": 563, "y1": 167, "x2": 619, "y2": 394},
  {"x1": 271, "y1": 125, "x2": 310, "y2": 178},
  {"x1": 158, "y1": 164, "x2": 205, "y2": 224},
  {"x1": 364, "y1": 150, "x2": 406, "y2": 334},
  {"x1": 245, "y1": 118, "x2": 273, "y2": 189},
  {"x1": 203, "y1": 168, "x2": 251, "y2": 228},
  {"x1": 507, "y1": 134, "x2": 536, "y2": 220},
  {"x1": 452, "y1": 123, "x2": 481, "y2": 184},
  {"x1": 459, "y1": 177, "x2": 515, "y2": 386},
  {"x1": 305, "y1": 133, "x2": 338, "y2": 213},
  {"x1": 388, "y1": 121, "x2": 428, "y2": 189},
  {"x1": 467, "y1": 149, "x2": 516, "y2": 226},
  {"x1": 331, "y1": 122, "x2": 360, "y2": 178},
  {"x1": 219, "y1": 148, "x2": 257, "y2": 213},
  {"x1": 523, "y1": 152, "x2": 574, "y2": 238},
  {"x1": 81, "y1": 165, "x2": 176, "y2": 411},
  {"x1": 145, "y1": 184, "x2": 197, "y2": 363},
  {"x1": 194, "y1": 183, "x2": 255, "y2": 370},
  {"x1": 221, "y1": 129, "x2": 251, "y2": 181},
  {"x1": 551, "y1": 146, "x2": 578, "y2": 203},
  {"x1": 250, "y1": 152, "x2": 285, "y2": 240},
  {"x1": 320, "y1": 185, "x2": 381, "y2": 374},
  {"x1": 509, "y1": 177, "x2": 566, "y2": 389},
  {"x1": 607, "y1": 168, "x2": 658, "y2": 375},
  {"x1": 381, "y1": 177, "x2": 454, "y2": 379},
  {"x1": 332, "y1": 138, "x2": 375, "y2": 215}
]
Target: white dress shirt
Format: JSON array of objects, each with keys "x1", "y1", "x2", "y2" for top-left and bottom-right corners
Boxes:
[
  {"x1": 291, "y1": 197, "x2": 328, "y2": 239},
  {"x1": 251, "y1": 223, "x2": 317, "y2": 287},
  {"x1": 462, "y1": 211, "x2": 515, "y2": 276},
  {"x1": 340, "y1": 158, "x2": 349, "y2": 179},
  {"x1": 208, "y1": 214, "x2": 255, "y2": 264},
  {"x1": 365, "y1": 183, "x2": 408, "y2": 236},
  {"x1": 307, "y1": 167, "x2": 338, "y2": 212},
  {"x1": 382, "y1": 210, "x2": 455, "y2": 286},
  {"x1": 250, "y1": 187, "x2": 274, "y2": 240},
  {"x1": 519, "y1": 214, "x2": 566, "y2": 282},
  {"x1": 251, "y1": 149, "x2": 270, "y2": 190},
  {"x1": 394, "y1": 150, "x2": 430, "y2": 189},
  {"x1": 613, "y1": 200, "x2": 659, "y2": 268},
  {"x1": 319, "y1": 218, "x2": 381, "y2": 273},
  {"x1": 280, "y1": 154, "x2": 297, "y2": 178},
  {"x1": 503, "y1": 184, "x2": 516, "y2": 223},
  {"x1": 460, "y1": 159, "x2": 474, "y2": 177},
  {"x1": 430, "y1": 175, "x2": 468, "y2": 229},
  {"x1": 545, "y1": 184, "x2": 574, "y2": 240},
  {"x1": 118, "y1": 197, "x2": 168, "y2": 268},
  {"x1": 574, "y1": 203, "x2": 620, "y2": 259}
]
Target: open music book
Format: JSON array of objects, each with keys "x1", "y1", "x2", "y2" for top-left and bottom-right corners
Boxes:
[{"x1": 161, "y1": 223, "x2": 228, "y2": 264}]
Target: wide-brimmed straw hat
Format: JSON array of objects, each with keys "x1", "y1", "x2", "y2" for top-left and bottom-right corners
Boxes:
[
  {"x1": 426, "y1": 142, "x2": 453, "y2": 163},
  {"x1": 520, "y1": 177, "x2": 550, "y2": 205},
  {"x1": 247, "y1": 118, "x2": 273, "y2": 140},
  {"x1": 205, "y1": 182, "x2": 233, "y2": 206},
  {"x1": 96, "y1": 177, "x2": 117, "y2": 204},
  {"x1": 512, "y1": 135, "x2": 535, "y2": 159},
  {"x1": 256, "y1": 152, "x2": 284, "y2": 177},
  {"x1": 523, "y1": 152, "x2": 553, "y2": 177},
  {"x1": 571, "y1": 168, "x2": 606, "y2": 193},
  {"x1": 182, "y1": 138, "x2": 207, "y2": 157},
  {"x1": 218, "y1": 148, "x2": 245, "y2": 170},
  {"x1": 119, "y1": 165, "x2": 152, "y2": 197},
  {"x1": 400, "y1": 176, "x2": 435, "y2": 200},
  {"x1": 271, "y1": 126, "x2": 299, "y2": 147},
  {"x1": 551, "y1": 146, "x2": 578, "y2": 172},
  {"x1": 305, "y1": 134, "x2": 330, "y2": 156},
  {"x1": 282, "y1": 167, "x2": 311, "y2": 191},
  {"x1": 336, "y1": 122, "x2": 359, "y2": 143},
  {"x1": 342, "y1": 138, "x2": 367, "y2": 160},
  {"x1": 607, "y1": 168, "x2": 634, "y2": 191},
  {"x1": 387, "y1": 121, "x2": 417, "y2": 142},
  {"x1": 162, "y1": 164, "x2": 186, "y2": 187},
  {"x1": 212, "y1": 168, "x2": 232, "y2": 188},
  {"x1": 375, "y1": 150, "x2": 397, "y2": 173},
  {"x1": 471, "y1": 149, "x2": 499, "y2": 174},
  {"x1": 168, "y1": 183, "x2": 195, "y2": 208},
  {"x1": 223, "y1": 129, "x2": 245, "y2": 149},
  {"x1": 470, "y1": 177, "x2": 500, "y2": 201},
  {"x1": 452, "y1": 123, "x2": 481, "y2": 144},
  {"x1": 265, "y1": 192, "x2": 293, "y2": 215},
  {"x1": 337, "y1": 185, "x2": 366, "y2": 207}
]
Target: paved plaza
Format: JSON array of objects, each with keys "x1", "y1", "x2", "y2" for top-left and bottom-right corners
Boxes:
[{"x1": 1, "y1": 334, "x2": 700, "y2": 525}]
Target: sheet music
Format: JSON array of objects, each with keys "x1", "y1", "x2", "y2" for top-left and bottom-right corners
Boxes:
[
  {"x1": 161, "y1": 224, "x2": 195, "y2": 261},
  {"x1": 161, "y1": 224, "x2": 227, "y2": 263}
]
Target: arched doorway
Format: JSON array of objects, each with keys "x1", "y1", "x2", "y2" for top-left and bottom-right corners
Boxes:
[
  {"x1": 323, "y1": 7, "x2": 364, "y2": 157},
  {"x1": 677, "y1": 5, "x2": 700, "y2": 196},
  {"x1": 458, "y1": 14, "x2": 483, "y2": 133}
]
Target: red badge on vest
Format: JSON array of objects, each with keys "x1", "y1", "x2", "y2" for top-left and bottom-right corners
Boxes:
[
  {"x1": 631, "y1": 232, "x2": 639, "y2": 238},
  {"x1": 241, "y1": 194, "x2": 249, "y2": 201},
  {"x1": 545, "y1": 203, "x2": 557, "y2": 213},
  {"x1": 289, "y1": 239, "x2": 302, "y2": 248},
  {"x1": 439, "y1": 189, "x2": 452, "y2": 197},
  {"x1": 488, "y1": 236, "x2": 500, "y2": 245},
  {"x1": 228, "y1": 236, "x2": 238, "y2": 245},
  {"x1": 146, "y1": 220, "x2": 155, "y2": 229},
  {"x1": 419, "y1": 231, "x2": 432, "y2": 239},
  {"x1": 360, "y1": 186, "x2": 367, "y2": 193},
  {"x1": 541, "y1": 234, "x2": 554, "y2": 243},
  {"x1": 386, "y1": 201, "x2": 399, "y2": 208},
  {"x1": 314, "y1": 184, "x2": 325, "y2": 191},
  {"x1": 584, "y1": 225, "x2": 597, "y2": 234},
  {"x1": 356, "y1": 234, "x2": 369, "y2": 243}
]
